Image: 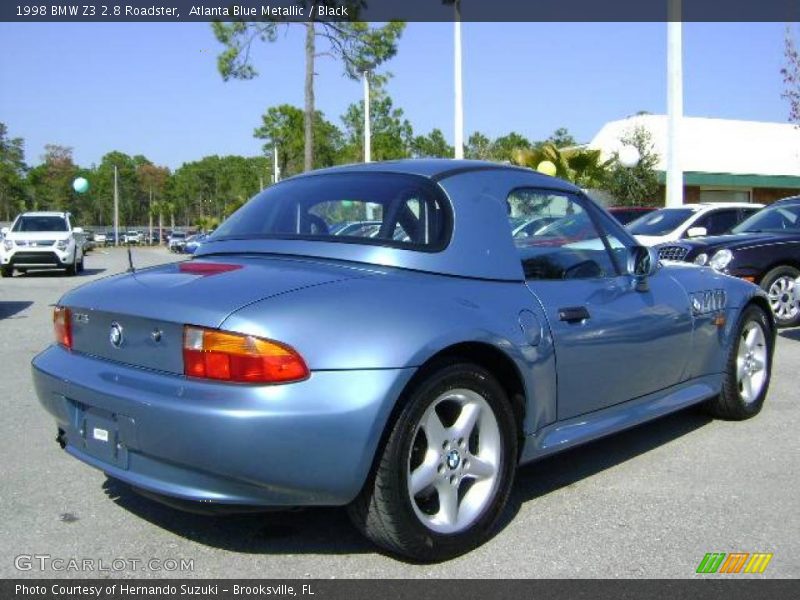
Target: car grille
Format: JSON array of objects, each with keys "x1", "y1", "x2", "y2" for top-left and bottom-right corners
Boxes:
[
  {"x1": 11, "y1": 251, "x2": 61, "y2": 265},
  {"x1": 16, "y1": 240, "x2": 55, "y2": 247},
  {"x1": 658, "y1": 245, "x2": 689, "y2": 262}
]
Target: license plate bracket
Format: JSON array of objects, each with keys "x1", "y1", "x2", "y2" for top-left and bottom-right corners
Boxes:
[{"x1": 79, "y1": 408, "x2": 129, "y2": 469}]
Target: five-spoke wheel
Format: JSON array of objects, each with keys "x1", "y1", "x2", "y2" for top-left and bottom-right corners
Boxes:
[
  {"x1": 709, "y1": 304, "x2": 773, "y2": 420},
  {"x1": 349, "y1": 361, "x2": 517, "y2": 562},
  {"x1": 407, "y1": 389, "x2": 501, "y2": 535}
]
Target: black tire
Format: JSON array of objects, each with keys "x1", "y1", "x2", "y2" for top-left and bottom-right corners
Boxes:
[
  {"x1": 759, "y1": 265, "x2": 800, "y2": 327},
  {"x1": 0, "y1": 265, "x2": 12, "y2": 278},
  {"x1": 77, "y1": 258, "x2": 85, "y2": 273},
  {"x1": 348, "y1": 361, "x2": 518, "y2": 562},
  {"x1": 65, "y1": 258, "x2": 77, "y2": 276},
  {"x1": 707, "y1": 304, "x2": 773, "y2": 420}
]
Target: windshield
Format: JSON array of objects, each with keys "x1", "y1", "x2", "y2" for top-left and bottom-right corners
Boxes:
[
  {"x1": 12, "y1": 216, "x2": 69, "y2": 232},
  {"x1": 732, "y1": 204, "x2": 800, "y2": 233},
  {"x1": 212, "y1": 173, "x2": 451, "y2": 250},
  {"x1": 628, "y1": 208, "x2": 697, "y2": 236}
]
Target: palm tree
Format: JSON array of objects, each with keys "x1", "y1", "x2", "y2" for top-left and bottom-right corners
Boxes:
[{"x1": 511, "y1": 143, "x2": 612, "y2": 189}]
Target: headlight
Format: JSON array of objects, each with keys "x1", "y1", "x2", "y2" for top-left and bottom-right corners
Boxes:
[
  {"x1": 709, "y1": 249, "x2": 733, "y2": 271},
  {"x1": 2, "y1": 240, "x2": 12, "y2": 251},
  {"x1": 694, "y1": 253, "x2": 708, "y2": 266},
  {"x1": 56, "y1": 239, "x2": 68, "y2": 250}
]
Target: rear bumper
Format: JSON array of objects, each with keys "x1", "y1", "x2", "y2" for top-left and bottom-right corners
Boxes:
[{"x1": 32, "y1": 345, "x2": 414, "y2": 507}]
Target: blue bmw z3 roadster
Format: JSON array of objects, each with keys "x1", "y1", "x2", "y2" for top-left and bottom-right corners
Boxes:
[{"x1": 33, "y1": 160, "x2": 775, "y2": 561}]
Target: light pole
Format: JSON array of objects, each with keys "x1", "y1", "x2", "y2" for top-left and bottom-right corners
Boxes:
[
  {"x1": 666, "y1": 0, "x2": 684, "y2": 207},
  {"x1": 363, "y1": 71, "x2": 371, "y2": 163},
  {"x1": 113, "y1": 165, "x2": 119, "y2": 247},
  {"x1": 272, "y1": 143, "x2": 280, "y2": 184},
  {"x1": 453, "y1": 0, "x2": 464, "y2": 159}
]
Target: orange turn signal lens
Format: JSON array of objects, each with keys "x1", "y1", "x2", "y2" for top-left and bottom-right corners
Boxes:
[
  {"x1": 182, "y1": 326, "x2": 309, "y2": 384},
  {"x1": 53, "y1": 306, "x2": 72, "y2": 349}
]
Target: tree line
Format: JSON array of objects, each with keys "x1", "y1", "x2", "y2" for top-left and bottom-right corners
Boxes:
[{"x1": 4, "y1": 110, "x2": 641, "y2": 229}]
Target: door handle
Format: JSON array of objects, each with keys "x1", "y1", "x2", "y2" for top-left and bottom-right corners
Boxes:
[{"x1": 558, "y1": 306, "x2": 590, "y2": 323}]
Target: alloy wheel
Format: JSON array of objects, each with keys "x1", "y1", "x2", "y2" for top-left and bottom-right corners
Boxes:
[
  {"x1": 406, "y1": 388, "x2": 502, "y2": 534},
  {"x1": 736, "y1": 320, "x2": 768, "y2": 404},
  {"x1": 767, "y1": 276, "x2": 798, "y2": 322}
]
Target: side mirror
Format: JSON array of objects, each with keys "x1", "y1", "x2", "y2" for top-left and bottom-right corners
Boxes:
[
  {"x1": 73, "y1": 227, "x2": 84, "y2": 234},
  {"x1": 686, "y1": 226, "x2": 707, "y2": 238},
  {"x1": 629, "y1": 245, "x2": 659, "y2": 292}
]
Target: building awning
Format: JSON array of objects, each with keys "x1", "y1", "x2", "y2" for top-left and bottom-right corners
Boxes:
[{"x1": 656, "y1": 171, "x2": 800, "y2": 189}]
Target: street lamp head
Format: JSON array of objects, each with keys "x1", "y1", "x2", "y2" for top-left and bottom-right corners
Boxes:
[{"x1": 618, "y1": 145, "x2": 641, "y2": 168}]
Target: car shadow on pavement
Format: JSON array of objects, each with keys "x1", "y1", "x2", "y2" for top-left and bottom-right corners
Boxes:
[
  {"x1": 778, "y1": 329, "x2": 800, "y2": 342},
  {"x1": 100, "y1": 406, "x2": 712, "y2": 560},
  {"x1": 0, "y1": 300, "x2": 33, "y2": 319},
  {"x1": 16, "y1": 268, "x2": 106, "y2": 278},
  {"x1": 102, "y1": 478, "x2": 374, "y2": 556},
  {"x1": 502, "y1": 406, "x2": 713, "y2": 528}
]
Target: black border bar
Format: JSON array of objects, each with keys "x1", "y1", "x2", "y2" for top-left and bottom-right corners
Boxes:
[
  {"x1": 3, "y1": 0, "x2": 800, "y2": 23},
  {"x1": 4, "y1": 579, "x2": 800, "y2": 600}
]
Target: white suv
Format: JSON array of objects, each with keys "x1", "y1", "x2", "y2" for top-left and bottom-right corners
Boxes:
[
  {"x1": 0, "y1": 212, "x2": 84, "y2": 277},
  {"x1": 627, "y1": 202, "x2": 762, "y2": 246}
]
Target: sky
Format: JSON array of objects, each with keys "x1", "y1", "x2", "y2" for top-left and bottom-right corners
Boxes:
[{"x1": 0, "y1": 21, "x2": 793, "y2": 170}]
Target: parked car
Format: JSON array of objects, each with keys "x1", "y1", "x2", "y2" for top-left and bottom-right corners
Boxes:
[
  {"x1": 123, "y1": 230, "x2": 143, "y2": 245},
  {"x1": 33, "y1": 160, "x2": 774, "y2": 561},
  {"x1": 183, "y1": 233, "x2": 211, "y2": 255},
  {"x1": 510, "y1": 216, "x2": 560, "y2": 239},
  {"x1": 81, "y1": 231, "x2": 96, "y2": 253},
  {"x1": 628, "y1": 202, "x2": 762, "y2": 246},
  {"x1": 104, "y1": 231, "x2": 119, "y2": 247},
  {"x1": 332, "y1": 220, "x2": 383, "y2": 237},
  {"x1": 168, "y1": 231, "x2": 187, "y2": 252},
  {"x1": 0, "y1": 211, "x2": 84, "y2": 277},
  {"x1": 654, "y1": 196, "x2": 800, "y2": 327},
  {"x1": 93, "y1": 231, "x2": 107, "y2": 246},
  {"x1": 607, "y1": 205, "x2": 657, "y2": 225}
]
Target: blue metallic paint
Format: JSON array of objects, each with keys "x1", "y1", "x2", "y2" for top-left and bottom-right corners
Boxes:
[
  {"x1": 31, "y1": 160, "x2": 770, "y2": 509},
  {"x1": 34, "y1": 345, "x2": 415, "y2": 505}
]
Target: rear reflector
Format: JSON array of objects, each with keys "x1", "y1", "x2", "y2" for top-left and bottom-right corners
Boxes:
[
  {"x1": 183, "y1": 326, "x2": 309, "y2": 384},
  {"x1": 53, "y1": 306, "x2": 72, "y2": 349}
]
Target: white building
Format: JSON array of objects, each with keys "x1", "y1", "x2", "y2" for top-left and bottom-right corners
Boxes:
[{"x1": 590, "y1": 114, "x2": 800, "y2": 205}]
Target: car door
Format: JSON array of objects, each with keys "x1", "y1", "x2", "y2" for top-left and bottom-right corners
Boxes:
[{"x1": 510, "y1": 189, "x2": 694, "y2": 420}]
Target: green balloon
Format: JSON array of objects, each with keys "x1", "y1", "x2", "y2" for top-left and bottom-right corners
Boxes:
[{"x1": 73, "y1": 177, "x2": 90, "y2": 194}]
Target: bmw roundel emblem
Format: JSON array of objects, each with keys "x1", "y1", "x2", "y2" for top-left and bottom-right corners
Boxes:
[
  {"x1": 446, "y1": 449, "x2": 461, "y2": 470},
  {"x1": 109, "y1": 322, "x2": 124, "y2": 348}
]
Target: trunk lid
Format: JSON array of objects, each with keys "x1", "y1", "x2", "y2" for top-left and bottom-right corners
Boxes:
[{"x1": 63, "y1": 255, "x2": 361, "y2": 374}]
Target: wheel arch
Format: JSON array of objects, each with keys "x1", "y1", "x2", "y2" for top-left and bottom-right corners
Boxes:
[
  {"x1": 373, "y1": 341, "x2": 528, "y2": 470},
  {"x1": 746, "y1": 292, "x2": 777, "y2": 338},
  {"x1": 756, "y1": 260, "x2": 800, "y2": 285}
]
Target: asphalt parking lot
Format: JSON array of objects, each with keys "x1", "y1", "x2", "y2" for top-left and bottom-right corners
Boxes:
[{"x1": 0, "y1": 247, "x2": 797, "y2": 578}]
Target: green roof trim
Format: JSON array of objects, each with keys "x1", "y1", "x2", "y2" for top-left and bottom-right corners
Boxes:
[{"x1": 656, "y1": 171, "x2": 800, "y2": 189}]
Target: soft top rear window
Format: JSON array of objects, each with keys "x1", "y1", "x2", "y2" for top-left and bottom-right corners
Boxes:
[{"x1": 211, "y1": 172, "x2": 451, "y2": 251}]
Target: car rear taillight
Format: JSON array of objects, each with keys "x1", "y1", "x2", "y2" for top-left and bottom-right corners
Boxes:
[
  {"x1": 182, "y1": 326, "x2": 309, "y2": 384},
  {"x1": 53, "y1": 306, "x2": 72, "y2": 349}
]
